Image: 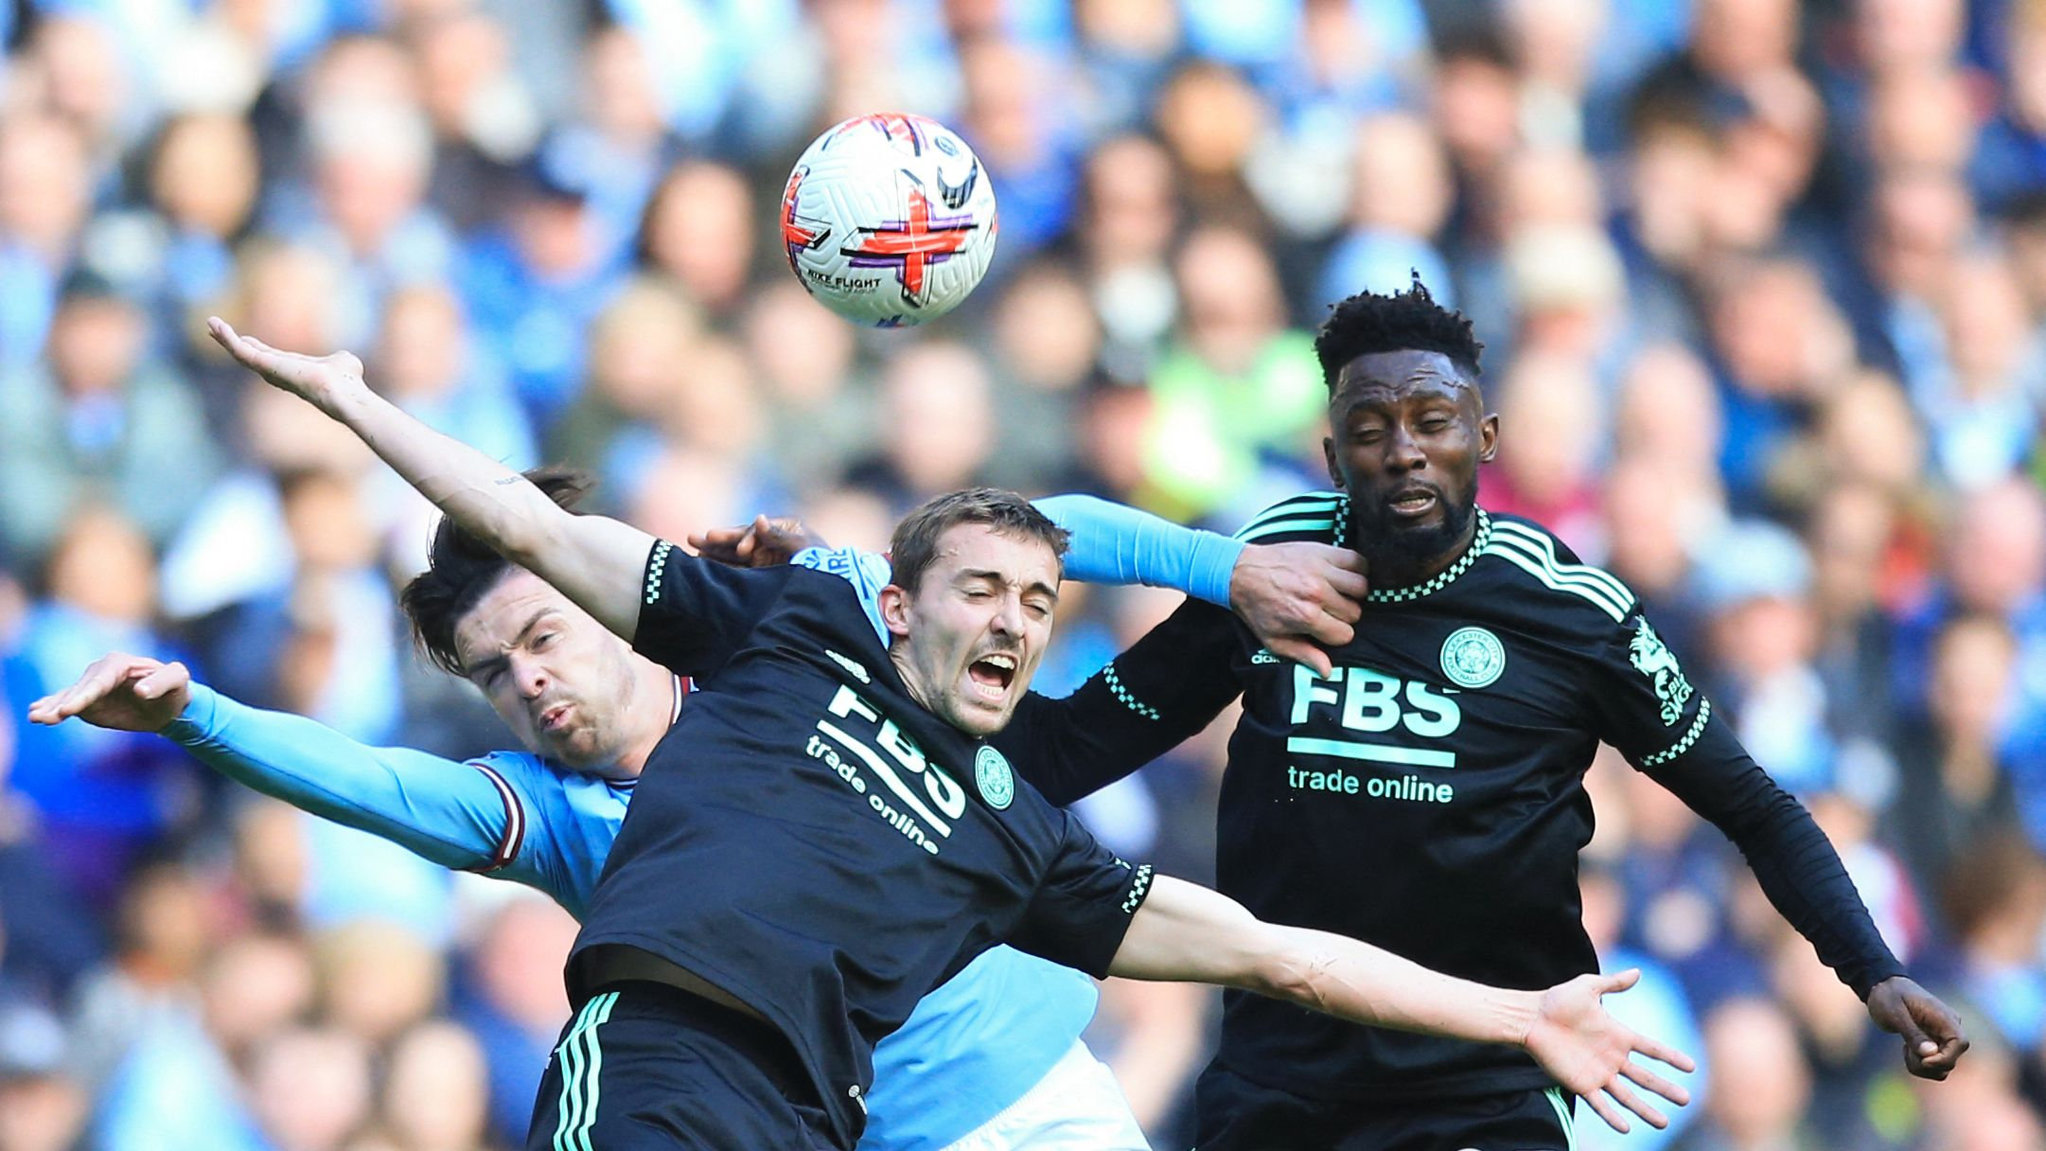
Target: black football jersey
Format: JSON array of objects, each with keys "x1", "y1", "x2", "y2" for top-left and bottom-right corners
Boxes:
[
  {"x1": 1022, "y1": 493, "x2": 1902, "y2": 1103},
  {"x1": 570, "y1": 542, "x2": 1155, "y2": 1148}
]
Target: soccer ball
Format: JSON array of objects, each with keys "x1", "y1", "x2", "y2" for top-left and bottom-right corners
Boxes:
[{"x1": 779, "y1": 113, "x2": 999, "y2": 327}]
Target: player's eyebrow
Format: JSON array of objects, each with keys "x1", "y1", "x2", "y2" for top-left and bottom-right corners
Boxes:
[
  {"x1": 959, "y1": 568, "x2": 1060, "y2": 605},
  {"x1": 463, "y1": 607, "x2": 560, "y2": 682}
]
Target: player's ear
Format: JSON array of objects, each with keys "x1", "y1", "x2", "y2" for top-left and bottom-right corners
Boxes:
[
  {"x1": 1477, "y1": 413, "x2": 1500, "y2": 464},
  {"x1": 878, "y1": 584, "x2": 914, "y2": 639},
  {"x1": 1322, "y1": 435, "x2": 1344, "y2": 489}
]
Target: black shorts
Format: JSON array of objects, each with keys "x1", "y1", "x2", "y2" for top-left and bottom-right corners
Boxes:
[
  {"x1": 525, "y1": 980, "x2": 837, "y2": 1151},
  {"x1": 1193, "y1": 1065, "x2": 1578, "y2": 1151}
]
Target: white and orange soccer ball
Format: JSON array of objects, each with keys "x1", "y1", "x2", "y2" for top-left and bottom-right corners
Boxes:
[{"x1": 779, "y1": 113, "x2": 999, "y2": 328}]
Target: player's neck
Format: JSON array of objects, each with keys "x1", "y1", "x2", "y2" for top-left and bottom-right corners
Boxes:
[
  {"x1": 887, "y1": 646, "x2": 935, "y2": 715},
  {"x1": 1357, "y1": 515, "x2": 1480, "y2": 592},
  {"x1": 612, "y1": 671, "x2": 685, "y2": 779}
]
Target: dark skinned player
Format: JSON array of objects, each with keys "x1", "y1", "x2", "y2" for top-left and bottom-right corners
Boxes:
[{"x1": 1007, "y1": 279, "x2": 1968, "y2": 1150}]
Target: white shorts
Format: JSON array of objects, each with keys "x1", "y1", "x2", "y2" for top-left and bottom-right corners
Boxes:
[{"x1": 939, "y1": 1039, "x2": 1153, "y2": 1151}]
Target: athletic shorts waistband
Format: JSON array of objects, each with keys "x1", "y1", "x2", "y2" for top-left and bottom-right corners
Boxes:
[{"x1": 587, "y1": 979, "x2": 814, "y2": 1101}]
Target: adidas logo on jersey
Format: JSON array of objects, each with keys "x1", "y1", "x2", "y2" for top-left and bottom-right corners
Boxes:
[{"x1": 1251, "y1": 649, "x2": 1280, "y2": 665}]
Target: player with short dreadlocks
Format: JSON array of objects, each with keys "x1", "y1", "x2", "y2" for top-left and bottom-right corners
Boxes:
[{"x1": 1010, "y1": 278, "x2": 1968, "y2": 1149}]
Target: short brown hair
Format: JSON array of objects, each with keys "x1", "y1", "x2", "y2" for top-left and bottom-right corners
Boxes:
[
  {"x1": 888, "y1": 488, "x2": 1069, "y2": 595},
  {"x1": 399, "y1": 466, "x2": 594, "y2": 676}
]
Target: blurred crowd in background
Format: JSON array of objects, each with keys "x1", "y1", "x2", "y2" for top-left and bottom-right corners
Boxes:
[{"x1": 0, "y1": 0, "x2": 2043, "y2": 1147}]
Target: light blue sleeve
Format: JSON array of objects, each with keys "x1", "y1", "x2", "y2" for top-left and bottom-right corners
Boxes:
[
  {"x1": 162, "y1": 683, "x2": 524, "y2": 874},
  {"x1": 790, "y1": 498, "x2": 1245, "y2": 632},
  {"x1": 1034, "y1": 494, "x2": 1243, "y2": 607},
  {"x1": 795, "y1": 546, "x2": 894, "y2": 646}
]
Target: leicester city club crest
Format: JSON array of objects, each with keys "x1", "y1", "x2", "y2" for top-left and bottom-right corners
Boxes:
[
  {"x1": 975, "y1": 746, "x2": 1015, "y2": 810},
  {"x1": 1440, "y1": 626, "x2": 1506, "y2": 689}
]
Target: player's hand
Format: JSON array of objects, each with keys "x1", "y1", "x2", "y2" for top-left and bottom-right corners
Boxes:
[
  {"x1": 1522, "y1": 969, "x2": 1695, "y2": 1134},
  {"x1": 26, "y1": 653, "x2": 193, "y2": 733},
  {"x1": 1865, "y1": 975, "x2": 1968, "y2": 1080},
  {"x1": 687, "y1": 515, "x2": 828, "y2": 568},
  {"x1": 207, "y1": 316, "x2": 369, "y2": 416},
  {"x1": 1228, "y1": 542, "x2": 1368, "y2": 676}
]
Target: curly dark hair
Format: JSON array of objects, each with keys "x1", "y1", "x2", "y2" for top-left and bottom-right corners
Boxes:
[
  {"x1": 1313, "y1": 274, "x2": 1485, "y2": 392},
  {"x1": 399, "y1": 466, "x2": 594, "y2": 677}
]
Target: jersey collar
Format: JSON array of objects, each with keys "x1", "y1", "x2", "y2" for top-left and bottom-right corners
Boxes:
[{"x1": 1352, "y1": 503, "x2": 1493, "y2": 605}]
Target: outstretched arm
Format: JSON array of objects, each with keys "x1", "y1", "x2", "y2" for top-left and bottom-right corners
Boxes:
[
  {"x1": 689, "y1": 496, "x2": 1372, "y2": 675},
  {"x1": 28, "y1": 654, "x2": 528, "y2": 874},
  {"x1": 1652, "y1": 727, "x2": 1967, "y2": 1078},
  {"x1": 207, "y1": 318, "x2": 651, "y2": 640},
  {"x1": 1030, "y1": 495, "x2": 1370, "y2": 676},
  {"x1": 1589, "y1": 598, "x2": 1966, "y2": 1081},
  {"x1": 1110, "y1": 877, "x2": 1696, "y2": 1134}
]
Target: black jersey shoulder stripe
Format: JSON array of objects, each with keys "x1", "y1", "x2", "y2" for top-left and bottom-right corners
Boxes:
[
  {"x1": 1486, "y1": 520, "x2": 1634, "y2": 605},
  {"x1": 1238, "y1": 512, "x2": 1343, "y2": 544},
  {"x1": 1482, "y1": 535, "x2": 1630, "y2": 622},
  {"x1": 1483, "y1": 523, "x2": 1634, "y2": 621},
  {"x1": 1488, "y1": 523, "x2": 1636, "y2": 617},
  {"x1": 1233, "y1": 491, "x2": 1344, "y2": 540},
  {"x1": 463, "y1": 762, "x2": 526, "y2": 874},
  {"x1": 1237, "y1": 489, "x2": 1343, "y2": 525}
]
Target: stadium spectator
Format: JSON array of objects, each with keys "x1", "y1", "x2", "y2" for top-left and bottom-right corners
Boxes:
[
  {"x1": 369, "y1": 283, "x2": 539, "y2": 564},
  {"x1": 458, "y1": 152, "x2": 624, "y2": 424},
  {"x1": 136, "y1": 113, "x2": 264, "y2": 347},
  {"x1": 1942, "y1": 833, "x2": 2046, "y2": 1059},
  {"x1": 634, "y1": 159, "x2": 756, "y2": 322},
  {"x1": 843, "y1": 340, "x2": 999, "y2": 514},
  {"x1": 1481, "y1": 345, "x2": 1607, "y2": 551},
  {"x1": 0, "y1": 271, "x2": 221, "y2": 563},
  {"x1": 1694, "y1": 519, "x2": 1834, "y2": 794},
  {"x1": 0, "y1": 112, "x2": 89, "y2": 372},
  {"x1": 406, "y1": 6, "x2": 540, "y2": 234},
  {"x1": 0, "y1": 0, "x2": 2038, "y2": 1144},
  {"x1": 1075, "y1": 132, "x2": 1183, "y2": 367},
  {"x1": 375, "y1": 1019, "x2": 495, "y2": 1151},
  {"x1": 0, "y1": 992, "x2": 85, "y2": 1151},
  {"x1": 741, "y1": 279, "x2": 874, "y2": 497},
  {"x1": 1669, "y1": 997, "x2": 1817, "y2": 1151},
  {"x1": 615, "y1": 334, "x2": 790, "y2": 539},
  {"x1": 452, "y1": 896, "x2": 580, "y2": 1144},
  {"x1": 544, "y1": 276, "x2": 702, "y2": 476},
  {"x1": 1884, "y1": 614, "x2": 2026, "y2": 896},
  {"x1": 1146, "y1": 223, "x2": 1323, "y2": 523}
]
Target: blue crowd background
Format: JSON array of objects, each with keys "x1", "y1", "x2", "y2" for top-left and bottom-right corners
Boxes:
[{"x1": 0, "y1": 0, "x2": 2044, "y2": 1147}]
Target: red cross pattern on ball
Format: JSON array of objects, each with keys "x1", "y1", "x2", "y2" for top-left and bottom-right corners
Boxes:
[
  {"x1": 844, "y1": 187, "x2": 976, "y2": 307},
  {"x1": 834, "y1": 112, "x2": 927, "y2": 154},
  {"x1": 779, "y1": 166, "x2": 832, "y2": 273}
]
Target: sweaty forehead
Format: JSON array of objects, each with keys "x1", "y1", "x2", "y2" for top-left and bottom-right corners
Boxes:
[{"x1": 1332, "y1": 349, "x2": 1476, "y2": 403}]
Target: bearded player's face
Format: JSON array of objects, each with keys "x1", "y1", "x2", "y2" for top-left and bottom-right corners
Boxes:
[
  {"x1": 1323, "y1": 349, "x2": 1498, "y2": 570},
  {"x1": 453, "y1": 569, "x2": 643, "y2": 770}
]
